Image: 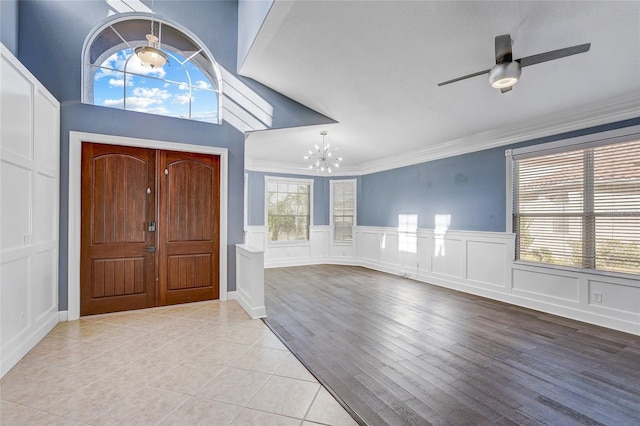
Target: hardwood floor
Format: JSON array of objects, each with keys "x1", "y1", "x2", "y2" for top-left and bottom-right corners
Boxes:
[{"x1": 263, "y1": 265, "x2": 640, "y2": 426}]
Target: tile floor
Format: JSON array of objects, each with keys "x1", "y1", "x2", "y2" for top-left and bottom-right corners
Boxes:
[{"x1": 0, "y1": 300, "x2": 358, "y2": 426}]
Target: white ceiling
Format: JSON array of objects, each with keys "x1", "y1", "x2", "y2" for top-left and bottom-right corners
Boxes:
[{"x1": 240, "y1": 0, "x2": 640, "y2": 175}]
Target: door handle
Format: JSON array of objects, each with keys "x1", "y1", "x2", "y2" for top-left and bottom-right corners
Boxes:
[{"x1": 146, "y1": 246, "x2": 156, "y2": 253}]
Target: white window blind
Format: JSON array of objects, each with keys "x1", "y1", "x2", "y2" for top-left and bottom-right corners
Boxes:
[
  {"x1": 331, "y1": 181, "x2": 355, "y2": 241},
  {"x1": 513, "y1": 139, "x2": 640, "y2": 275}
]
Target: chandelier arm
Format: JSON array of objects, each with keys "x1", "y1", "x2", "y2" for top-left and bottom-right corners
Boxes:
[{"x1": 304, "y1": 131, "x2": 343, "y2": 173}]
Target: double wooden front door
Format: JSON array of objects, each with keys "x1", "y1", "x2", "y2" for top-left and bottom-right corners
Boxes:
[{"x1": 80, "y1": 143, "x2": 219, "y2": 316}]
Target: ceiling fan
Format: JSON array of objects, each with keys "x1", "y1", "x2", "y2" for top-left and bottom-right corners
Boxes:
[{"x1": 437, "y1": 34, "x2": 591, "y2": 93}]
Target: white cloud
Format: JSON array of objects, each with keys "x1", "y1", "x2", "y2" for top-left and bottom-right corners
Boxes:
[
  {"x1": 178, "y1": 83, "x2": 189, "y2": 91},
  {"x1": 132, "y1": 87, "x2": 171, "y2": 100},
  {"x1": 103, "y1": 86, "x2": 171, "y2": 110},
  {"x1": 104, "y1": 98, "x2": 124, "y2": 107},
  {"x1": 133, "y1": 106, "x2": 169, "y2": 115},
  {"x1": 173, "y1": 93, "x2": 193, "y2": 105},
  {"x1": 194, "y1": 80, "x2": 212, "y2": 90},
  {"x1": 126, "y1": 96, "x2": 163, "y2": 108},
  {"x1": 108, "y1": 78, "x2": 133, "y2": 87},
  {"x1": 96, "y1": 49, "x2": 166, "y2": 79},
  {"x1": 103, "y1": 97, "x2": 156, "y2": 108}
]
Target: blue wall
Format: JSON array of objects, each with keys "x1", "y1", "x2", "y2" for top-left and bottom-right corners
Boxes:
[
  {"x1": 248, "y1": 119, "x2": 640, "y2": 234},
  {"x1": 247, "y1": 171, "x2": 359, "y2": 227},
  {"x1": 360, "y1": 147, "x2": 505, "y2": 231},
  {"x1": 359, "y1": 117, "x2": 640, "y2": 232},
  {"x1": 17, "y1": 0, "x2": 332, "y2": 309},
  {"x1": 1, "y1": 0, "x2": 19, "y2": 55}
]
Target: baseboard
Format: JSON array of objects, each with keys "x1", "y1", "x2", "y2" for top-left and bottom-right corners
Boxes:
[
  {"x1": 1, "y1": 312, "x2": 59, "y2": 378},
  {"x1": 236, "y1": 288, "x2": 267, "y2": 319},
  {"x1": 226, "y1": 291, "x2": 237, "y2": 300},
  {"x1": 58, "y1": 310, "x2": 68, "y2": 322}
]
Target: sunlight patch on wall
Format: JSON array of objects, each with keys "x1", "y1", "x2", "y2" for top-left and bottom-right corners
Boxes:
[
  {"x1": 398, "y1": 213, "x2": 418, "y2": 254},
  {"x1": 434, "y1": 214, "x2": 451, "y2": 257},
  {"x1": 220, "y1": 67, "x2": 273, "y2": 133},
  {"x1": 106, "y1": 0, "x2": 151, "y2": 15}
]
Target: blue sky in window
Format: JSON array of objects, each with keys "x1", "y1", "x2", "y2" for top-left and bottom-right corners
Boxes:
[{"x1": 94, "y1": 48, "x2": 218, "y2": 123}]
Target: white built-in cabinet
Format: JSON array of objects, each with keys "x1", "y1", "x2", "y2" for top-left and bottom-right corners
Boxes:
[{"x1": 1, "y1": 44, "x2": 60, "y2": 377}]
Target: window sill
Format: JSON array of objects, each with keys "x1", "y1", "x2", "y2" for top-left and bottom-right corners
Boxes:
[{"x1": 268, "y1": 240, "x2": 311, "y2": 248}]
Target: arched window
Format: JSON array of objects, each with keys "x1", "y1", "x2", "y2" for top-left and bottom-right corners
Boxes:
[{"x1": 82, "y1": 15, "x2": 222, "y2": 124}]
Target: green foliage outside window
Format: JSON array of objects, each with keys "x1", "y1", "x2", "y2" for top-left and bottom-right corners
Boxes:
[{"x1": 267, "y1": 183, "x2": 310, "y2": 242}]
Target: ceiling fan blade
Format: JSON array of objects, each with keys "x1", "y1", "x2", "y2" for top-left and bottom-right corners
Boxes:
[
  {"x1": 437, "y1": 69, "x2": 491, "y2": 86},
  {"x1": 500, "y1": 86, "x2": 513, "y2": 94},
  {"x1": 495, "y1": 34, "x2": 513, "y2": 64},
  {"x1": 517, "y1": 43, "x2": 591, "y2": 67}
]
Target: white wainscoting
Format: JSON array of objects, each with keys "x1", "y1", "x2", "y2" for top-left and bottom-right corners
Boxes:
[
  {"x1": 1, "y1": 44, "x2": 60, "y2": 377},
  {"x1": 247, "y1": 224, "x2": 640, "y2": 335},
  {"x1": 246, "y1": 225, "x2": 357, "y2": 268},
  {"x1": 235, "y1": 244, "x2": 266, "y2": 319}
]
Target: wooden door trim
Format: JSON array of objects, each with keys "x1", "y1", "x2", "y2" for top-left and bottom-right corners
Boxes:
[{"x1": 68, "y1": 131, "x2": 229, "y2": 321}]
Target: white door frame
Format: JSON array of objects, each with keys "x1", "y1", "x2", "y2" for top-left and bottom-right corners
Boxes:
[{"x1": 68, "y1": 131, "x2": 229, "y2": 320}]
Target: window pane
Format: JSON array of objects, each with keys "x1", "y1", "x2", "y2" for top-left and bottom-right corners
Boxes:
[
  {"x1": 125, "y1": 75, "x2": 181, "y2": 117},
  {"x1": 335, "y1": 217, "x2": 353, "y2": 241},
  {"x1": 595, "y1": 217, "x2": 640, "y2": 274},
  {"x1": 515, "y1": 137, "x2": 640, "y2": 275},
  {"x1": 332, "y1": 182, "x2": 355, "y2": 242},
  {"x1": 593, "y1": 140, "x2": 640, "y2": 213},
  {"x1": 91, "y1": 43, "x2": 218, "y2": 124},
  {"x1": 267, "y1": 181, "x2": 311, "y2": 242},
  {"x1": 517, "y1": 151, "x2": 584, "y2": 214},
  {"x1": 516, "y1": 216, "x2": 583, "y2": 267}
]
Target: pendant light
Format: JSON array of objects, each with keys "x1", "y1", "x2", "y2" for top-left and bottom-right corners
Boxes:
[{"x1": 135, "y1": 0, "x2": 168, "y2": 68}]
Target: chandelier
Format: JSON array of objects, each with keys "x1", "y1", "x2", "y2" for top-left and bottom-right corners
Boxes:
[{"x1": 304, "y1": 131, "x2": 343, "y2": 173}]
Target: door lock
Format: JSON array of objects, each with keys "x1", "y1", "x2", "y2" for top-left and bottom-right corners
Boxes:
[
  {"x1": 148, "y1": 221, "x2": 156, "y2": 232},
  {"x1": 146, "y1": 246, "x2": 156, "y2": 253}
]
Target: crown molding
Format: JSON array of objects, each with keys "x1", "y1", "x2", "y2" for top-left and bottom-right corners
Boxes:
[
  {"x1": 245, "y1": 92, "x2": 640, "y2": 176},
  {"x1": 357, "y1": 92, "x2": 640, "y2": 175},
  {"x1": 244, "y1": 157, "x2": 362, "y2": 176}
]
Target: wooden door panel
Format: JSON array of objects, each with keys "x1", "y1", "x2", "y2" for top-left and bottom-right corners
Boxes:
[
  {"x1": 91, "y1": 154, "x2": 148, "y2": 244},
  {"x1": 81, "y1": 143, "x2": 156, "y2": 315},
  {"x1": 167, "y1": 160, "x2": 214, "y2": 242},
  {"x1": 167, "y1": 254, "x2": 212, "y2": 290},
  {"x1": 160, "y1": 151, "x2": 219, "y2": 305},
  {"x1": 91, "y1": 257, "x2": 145, "y2": 297}
]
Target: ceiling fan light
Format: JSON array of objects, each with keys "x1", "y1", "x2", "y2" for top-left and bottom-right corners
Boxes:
[{"x1": 489, "y1": 62, "x2": 521, "y2": 89}]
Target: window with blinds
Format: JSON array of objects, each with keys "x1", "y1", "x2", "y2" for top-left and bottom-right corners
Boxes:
[
  {"x1": 513, "y1": 138, "x2": 640, "y2": 275},
  {"x1": 331, "y1": 180, "x2": 356, "y2": 242}
]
